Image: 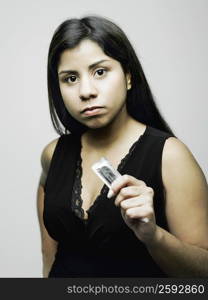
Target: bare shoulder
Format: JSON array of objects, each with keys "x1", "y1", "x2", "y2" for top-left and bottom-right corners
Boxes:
[
  {"x1": 162, "y1": 137, "x2": 206, "y2": 177},
  {"x1": 39, "y1": 137, "x2": 59, "y2": 187},
  {"x1": 162, "y1": 136, "x2": 207, "y2": 188},
  {"x1": 162, "y1": 136, "x2": 197, "y2": 164},
  {"x1": 41, "y1": 137, "x2": 59, "y2": 173}
]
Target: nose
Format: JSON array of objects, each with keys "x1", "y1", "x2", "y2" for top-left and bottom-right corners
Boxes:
[{"x1": 79, "y1": 76, "x2": 97, "y2": 101}]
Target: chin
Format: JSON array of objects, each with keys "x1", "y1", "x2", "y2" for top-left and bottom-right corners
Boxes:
[
  {"x1": 81, "y1": 116, "x2": 111, "y2": 129},
  {"x1": 85, "y1": 122, "x2": 107, "y2": 130}
]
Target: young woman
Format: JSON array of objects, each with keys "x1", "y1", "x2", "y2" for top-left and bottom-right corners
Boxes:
[{"x1": 37, "y1": 15, "x2": 208, "y2": 278}]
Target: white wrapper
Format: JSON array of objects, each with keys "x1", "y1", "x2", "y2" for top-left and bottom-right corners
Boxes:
[
  {"x1": 91, "y1": 157, "x2": 149, "y2": 223},
  {"x1": 91, "y1": 157, "x2": 122, "y2": 189}
]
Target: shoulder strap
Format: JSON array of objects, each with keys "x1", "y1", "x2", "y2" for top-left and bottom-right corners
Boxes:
[
  {"x1": 121, "y1": 126, "x2": 174, "y2": 229},
  {"x1": 44, "y1": 134, "x2": 78, "y2": 194}
]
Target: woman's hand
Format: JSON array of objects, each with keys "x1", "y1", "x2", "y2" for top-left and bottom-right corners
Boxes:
[{"x1": 108, "y1": 174, "x2": 160, "y2": 246}]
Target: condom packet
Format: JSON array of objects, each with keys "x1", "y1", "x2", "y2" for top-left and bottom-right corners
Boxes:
[
  {"x1": 91, "y1": 157, "x2": 122, "y2": 189},
  {"x1": 91, "y1": 157, "x2": 149, "y2": 223}
]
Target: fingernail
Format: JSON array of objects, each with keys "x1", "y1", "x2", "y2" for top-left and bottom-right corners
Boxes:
[
  {"x1": 107, "y1": 189, "x2": 114, "y2": 198},
  {"x1": 141, "y1": 217, "x2": 149, "y2": 223}
]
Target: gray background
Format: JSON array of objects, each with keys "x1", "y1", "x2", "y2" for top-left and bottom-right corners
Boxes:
[{"x1": 0, "y1": 0, "x2": 207, "y2": 277}]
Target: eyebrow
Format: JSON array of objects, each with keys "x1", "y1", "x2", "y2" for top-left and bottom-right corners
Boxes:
[{"x1": 58, "y1": 59, "x2": 110, "y2": 75}]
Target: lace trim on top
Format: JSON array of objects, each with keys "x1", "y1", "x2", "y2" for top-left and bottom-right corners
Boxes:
[
  {"x1": 71, "y1": 157, "x2": 85, "y2": 219},
  {"x1": 71, "y1": 136, "x2": 142, "y2": 221}
]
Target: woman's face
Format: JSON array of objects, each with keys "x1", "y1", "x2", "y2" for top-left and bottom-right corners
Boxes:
[{"x1": 58, "y1": 39, "x2": 131, "y2": 129}]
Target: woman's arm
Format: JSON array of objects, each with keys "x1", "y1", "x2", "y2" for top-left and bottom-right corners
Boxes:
[
  {"x1": 110, "y1": 137, "x2": 208, "y2": 277},
  {"x1": 36, "y1": 139, "x2": 59, "y2": 278},
  {"x1": 146, "y1": 137, "x2": 208, "y2": 277}
]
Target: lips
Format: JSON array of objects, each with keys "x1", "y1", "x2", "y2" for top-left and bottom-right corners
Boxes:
[{"x1": 81, "y1": 106, "x2": 104, "y2": 113}]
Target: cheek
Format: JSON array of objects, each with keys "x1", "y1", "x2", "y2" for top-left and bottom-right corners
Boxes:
[
  {"x1": 59, "y1": 85, "x2": 71, "y2": 101},
  {"x1": 106, "y1": 71, "x2": 126, "y2": 90},
  {"x1": 103, "y1": 74, "x2": 127, "y2": 101},
  {"x1": 59, "y1": 86, "x2": 77, "y2": 113}
]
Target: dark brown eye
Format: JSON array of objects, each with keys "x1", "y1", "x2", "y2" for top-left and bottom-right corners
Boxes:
[
  {"x1": 95, "y1": 68, "x2": 106, "y2": 77},
  {"x1": 97, "y1": 69, "x2": 104, "y2": 75},
  {"x1": 63, "y1": 75, "x2": 77, "y2": 83},
  {"x1": 69, "y1": 75, "x2": 77, "y2": 82}
]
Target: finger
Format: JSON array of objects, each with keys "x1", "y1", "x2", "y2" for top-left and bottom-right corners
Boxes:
[
  {"x1": 118, "y1": 195, "x2": 151, "y2": 209},
  {"x1": 123, "y1": 205, "x2": 153, "y2": 220},
  {"x1": 110, "y1": 175, "x2": 146, "y2": 196},
  {"x1": 114, "y1": 186, "x2": 147, "y2": 205},
  {"x1": 115, "y1": 186, "x2": 154, "y2": 207}
]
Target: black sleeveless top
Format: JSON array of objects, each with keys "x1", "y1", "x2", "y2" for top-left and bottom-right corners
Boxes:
[{"x1": 43, "y1": 126, "x2": 174, "y2": 277}]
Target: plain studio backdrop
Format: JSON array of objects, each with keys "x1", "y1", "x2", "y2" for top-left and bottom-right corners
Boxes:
[{"x1": 0, "y1": 0, "x2": 207, "y2": 277}]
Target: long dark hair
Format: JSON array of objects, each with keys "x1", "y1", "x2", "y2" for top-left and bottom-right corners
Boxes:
[{"x1": 47, "y1": 15, "x2": 175, "y2": 136}]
